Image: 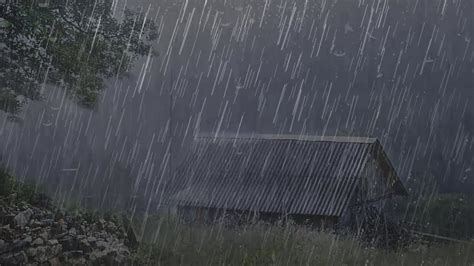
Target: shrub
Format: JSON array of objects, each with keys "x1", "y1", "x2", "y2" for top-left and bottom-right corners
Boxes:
[
  {"x1": 0, "y1": 167, "x2": 15, "y2": 197},
  {"x1": 425, "y1": 194, "x2": 474, "y2": 239},
  {"x1": 0, "y1": 167, "x2": 39, "y2": 204}
]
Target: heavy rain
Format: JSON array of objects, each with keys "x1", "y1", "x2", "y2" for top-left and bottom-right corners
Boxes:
[{"x1": 0, "y1": 0, "x2": 473, "y2": 265}]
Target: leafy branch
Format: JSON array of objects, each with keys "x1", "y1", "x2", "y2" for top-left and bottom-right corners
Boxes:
[{"x1": 0, "y1": 0, "x2": 158, "y2": 115}]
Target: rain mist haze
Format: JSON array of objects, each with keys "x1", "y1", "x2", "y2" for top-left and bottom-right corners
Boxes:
[{"x1": 1, "y1": 0, "x2": 473, "y2": 212}]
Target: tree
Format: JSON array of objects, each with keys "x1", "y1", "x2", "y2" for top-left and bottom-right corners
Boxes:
[{"x1": 0, "y1": 0, "x2": 157, "y2": 116}]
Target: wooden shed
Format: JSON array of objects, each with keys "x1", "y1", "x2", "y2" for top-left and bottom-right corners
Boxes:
[{"x1": 171, "y1": 134, "x2": 407, "y2": 227}]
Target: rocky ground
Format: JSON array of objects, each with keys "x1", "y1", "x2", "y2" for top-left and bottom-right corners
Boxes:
[{"x1": 0, "y1": 193, "x2": 136, "y2": 265}]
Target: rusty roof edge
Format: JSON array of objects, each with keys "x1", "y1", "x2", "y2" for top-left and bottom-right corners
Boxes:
[{"x1": 195, "y1": 133, "x2": 378, "y2": 144}]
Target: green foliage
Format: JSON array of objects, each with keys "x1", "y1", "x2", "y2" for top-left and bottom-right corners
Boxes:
[
  {"x1": 392, "y1": 175, "x2": 474, "y2": 239},
  {"x1": 0, "y1": 166, "x2": 15, "y2": 197},
  {"x1": 421, "y1": 194, "x2": 474, "y2": 239},
  {"x1": 0, "y1": 167, "x2": 36, "y2": 203},
  {"x1": 0, "y1": 0, "x2": 157, "y2": 114}
]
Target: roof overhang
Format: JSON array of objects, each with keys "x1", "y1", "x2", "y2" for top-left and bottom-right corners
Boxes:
[{"x1": 371, "y1": 140, "x2": 409, "y2": 196}]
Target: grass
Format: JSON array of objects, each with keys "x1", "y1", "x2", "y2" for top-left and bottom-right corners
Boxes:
[
  {"x1": 0, "y1": 166, "x2": 37, "y2": 204},
  {"x1": 2, "y1": 167, "x2": 473, "y2": 265},
  {"x1": 130, "y1": 215, "x2": 474, "y2": 266}
]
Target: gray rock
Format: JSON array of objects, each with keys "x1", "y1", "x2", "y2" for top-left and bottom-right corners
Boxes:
[
  {"x1": 11, "y1": 238, "x2": 29, "y2": 251},
  {"x1": 96, "y1": 240, "x2": 108, "y2": 251},
  {"x1": 32, "y1": 238, "x2": 44, "y2": 246},
  {"x1": 107, "y1": 222, "x2": 117, "y2": 231},
  {"x1": 54, "y1": 232, "x2": 68, "y2": 239},
  {"x1": 0, "y1": 239, "x2": 8, "y2": 254},
  {"x1": 40, "y1": 219, "x2": 54, "y2": 226},
  {"x1": 68, "y1": 228, "x2": 77, "y2": 236},
  {"x1": 32, "y1": 245, "x2": 62, "y2": 263},
  {"x1": 0, "y1": 251, "x2": 28, "y2": 265},
  {"x1": 79, "y1": 239, "x2": 92, "y2": 253},
  {"x1": 15, "y1": 251, "x2": 28, "y2": 263},
  {"x1": 54, "y1": 210, "x2": 65, "y2": 220},
  {"x1": 49, "y1": 256, "x2": 61, "y2": 266},
  {"x1": 47, "y1": 239, "x2": 59, "y2": 245},
  {"x1": 63, "y1": 257, "x2": 87, "y2": 265},
  {"x1": 0, "y1": 225, "x2": 13, "y2": 240},
  {"x1": 58, "y1": 235, "x2": 76, "y2": 251},
  {"x1": 96, "y1": 232, "x2": 108, "y2": 239},
  {"x1": 88, "y1": 247, "x2": 129, "y2": 265},
  {"x1": 23, "y1": 236, "x2": 32, "y2": 244},
  {"x1": 31, "y1": 220, "x2": 44, "y2": 228},
  {"x1": 39, "y1": 231, "x2": 49, "y2": 241},
  {"x1": 26, "y1": 247, "x2": 38, "y2": 257},
  {"x1": 50, "y1": 244, "x2": 63, "y2": 258},
  {"x1": 1, "y1": 197, "x2": 134, "y2": 265},
  {"x1": 63, "y1": 250, "x2": 84, "y2": 257},
  {"x1": 1, "y1": 214, "x2": 14, "y2": 226},
  {"x1": 13, "y1": 209, "x2": 33, "y2": 228}
]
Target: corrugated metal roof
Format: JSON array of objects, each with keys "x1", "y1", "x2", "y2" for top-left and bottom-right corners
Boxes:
[{"x1": 172, "y1": 134, "x2": 406, "y2": 217}]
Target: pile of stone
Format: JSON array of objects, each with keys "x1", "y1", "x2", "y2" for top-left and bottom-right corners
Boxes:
[{"x1": 0, "y1": 196, "x2": 136, "y2": 265}]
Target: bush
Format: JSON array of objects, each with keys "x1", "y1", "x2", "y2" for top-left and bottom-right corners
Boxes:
[
  {"x1": 0, "y1": 167, "x2": 38, "y2": 204},
  {"x1": 395, "y1": 192, "x2": 474, "y2": 239},
  {"x1": 425, "y1": 194, "x2": 474, "y2": 239},
  {"x1": 0, "y1": 167, "x2": 15, "y2": 197}
]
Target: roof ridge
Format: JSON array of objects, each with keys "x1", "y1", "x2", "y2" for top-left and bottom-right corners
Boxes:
[{"x1": 195, "y1": 133, "x2": 377, "y2": 144}]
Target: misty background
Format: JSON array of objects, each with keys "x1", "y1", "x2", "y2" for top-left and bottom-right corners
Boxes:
[{"x1": 0, "y1": 0, "x2": 472, "y2": 211}]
